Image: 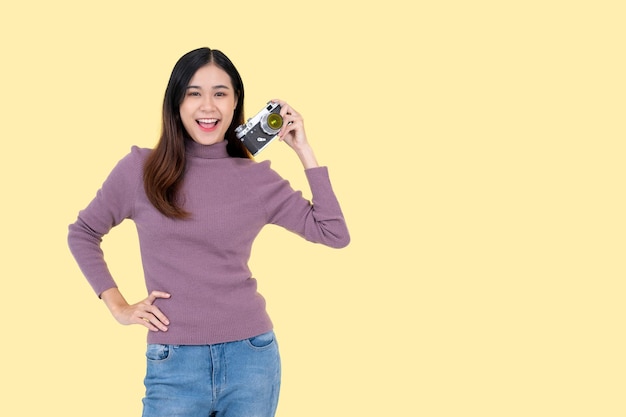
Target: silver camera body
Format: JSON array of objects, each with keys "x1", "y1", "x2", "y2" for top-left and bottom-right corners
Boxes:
[{"x1": 235, "y1": 102, "x2": 283, "y2": 155}]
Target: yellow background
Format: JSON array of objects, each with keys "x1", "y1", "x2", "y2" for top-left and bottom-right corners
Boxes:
[{"x1": 1, "y1": 1, "x2": 624, "y2": 415}]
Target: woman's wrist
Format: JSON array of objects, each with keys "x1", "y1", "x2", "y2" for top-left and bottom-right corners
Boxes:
[
  {"x1": 295, "y1": 144, "x2": 319, "y2": 169},
  {"x1": 101, "y1": 287, "x2": 129, "y2": 317}
]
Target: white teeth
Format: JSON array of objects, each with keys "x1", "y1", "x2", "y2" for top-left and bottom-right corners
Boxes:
[{"x1": 197, "y1": 118, "x2": 218, "y2": 123}]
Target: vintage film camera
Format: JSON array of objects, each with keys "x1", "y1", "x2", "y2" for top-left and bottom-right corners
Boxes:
[{"x1": 235, "y1": 101, "x2": 283, "y2": 155}]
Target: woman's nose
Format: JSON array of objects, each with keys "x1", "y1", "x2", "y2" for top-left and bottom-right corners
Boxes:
[{"x1": 200, "y1": 96, "x2": 215, "y2": 110}]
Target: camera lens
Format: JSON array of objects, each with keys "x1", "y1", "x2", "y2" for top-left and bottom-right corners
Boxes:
[
  {"x1": 267, "y1": 113, "x2": 283, "y2": 130},
  {"x1": 260, "y1": 112, "x2": 283, "y2": 135}
]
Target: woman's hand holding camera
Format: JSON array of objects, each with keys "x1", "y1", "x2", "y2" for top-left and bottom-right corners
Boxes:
[{"x1": 272, "y1": 99, "x2": 319, "y2": 169}]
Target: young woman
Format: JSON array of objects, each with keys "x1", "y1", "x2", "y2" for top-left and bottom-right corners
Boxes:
[{"x1": 68, "y1": 47, "x2": 350, "y2": 417}]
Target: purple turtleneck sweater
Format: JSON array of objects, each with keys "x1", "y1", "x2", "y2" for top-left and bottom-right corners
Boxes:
[{"x1": 68, "y1": 140, "x2": 349, "y2": 345}]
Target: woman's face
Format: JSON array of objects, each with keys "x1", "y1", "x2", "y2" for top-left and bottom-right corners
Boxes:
[{"x1": 179, "y1": 63, "x2": 237, "y2": 145}]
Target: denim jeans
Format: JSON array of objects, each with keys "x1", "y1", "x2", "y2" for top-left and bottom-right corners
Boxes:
[{"x1": 141, "y1": 331, "x2": 281, "y2": 417}]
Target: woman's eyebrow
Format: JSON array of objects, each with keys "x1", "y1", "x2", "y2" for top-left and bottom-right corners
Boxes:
[{"x1": 185, "y1": 85, "x2": 231, "y2": 90}]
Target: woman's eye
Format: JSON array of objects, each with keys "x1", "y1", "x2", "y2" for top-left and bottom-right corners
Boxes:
[{"x1": 187, "y1": 91, "x2": 200, "y2": 97}]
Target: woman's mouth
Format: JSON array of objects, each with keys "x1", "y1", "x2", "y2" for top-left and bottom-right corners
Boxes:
[{"x1": 197, "y1": 118, "x2": 219, "y2": 132}]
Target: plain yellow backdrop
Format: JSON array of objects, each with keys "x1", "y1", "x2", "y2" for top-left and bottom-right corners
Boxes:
[{"x1": 1, "y1": 1, "x2": 624, "y2": 416}]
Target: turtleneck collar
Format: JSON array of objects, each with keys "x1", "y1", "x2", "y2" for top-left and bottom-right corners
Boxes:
[{"x1": 185, "y1": 138, "x2": 230, "y2": 159}]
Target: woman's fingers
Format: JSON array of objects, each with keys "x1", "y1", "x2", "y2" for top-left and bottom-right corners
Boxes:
[
  {"x1": 137, "y1": 291, "x2": 171, "y2": 331},
  {"x1": 271, "y1": 99, "x2": 306, "y2": 145},
  {"x1": 138, "y1": 315, "x2": 161, "y2": 332},
  {"x1": 136, "y1": 307, "x2": 170, "y2": 332},
  {"x1": 146, "y1": 290, "x2": 171, "y2": 304}
]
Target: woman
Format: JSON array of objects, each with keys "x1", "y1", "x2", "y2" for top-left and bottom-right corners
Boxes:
[{"x1": 67, "y1": 47, "x2": 350, "y2": 417}]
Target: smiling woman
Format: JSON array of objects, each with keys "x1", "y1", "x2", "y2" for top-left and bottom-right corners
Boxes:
[
  {"x1": 180, "y1": 65, "x2": 237, "y2": 146},
  {"x1": 143, "y1": 49, "x2": 250, "y2": 219},
  {"x1": 67, "y1": 46, "x2": 350, "y2": 417}
]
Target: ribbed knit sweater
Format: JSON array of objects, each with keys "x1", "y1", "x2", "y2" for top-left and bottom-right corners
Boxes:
[{"x1": 67, "y1": 139, "x2": 350, "y2": 345}]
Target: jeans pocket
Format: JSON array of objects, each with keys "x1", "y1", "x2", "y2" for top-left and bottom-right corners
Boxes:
[
  {"x1": 145, "y1": 344, "x2": 171, "y2": 361},
  {"x1": 245, "y1": 331, "x2": 276, "y2": 350}
]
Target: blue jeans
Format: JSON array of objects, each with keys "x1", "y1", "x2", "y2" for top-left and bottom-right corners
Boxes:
[{"x1": 141, "y1": 331, "x2": 281, "y2": 417}]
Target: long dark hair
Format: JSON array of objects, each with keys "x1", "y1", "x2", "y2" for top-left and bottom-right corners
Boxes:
[{"x1": 143, "y1": 47, "x2": 250, "y2": 219}]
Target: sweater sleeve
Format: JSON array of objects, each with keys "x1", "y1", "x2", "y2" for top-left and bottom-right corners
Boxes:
[
  {"x1": 254, "y1": 163, "x2": 350, "y2": 248},
  {"x1": 67, "y1": 148, "x2": 143, "y2": 296}
]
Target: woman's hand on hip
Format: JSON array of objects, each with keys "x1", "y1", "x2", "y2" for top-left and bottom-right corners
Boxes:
[{"x1": 101, "y1": 288, "x2": 171, "y2": 332}]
